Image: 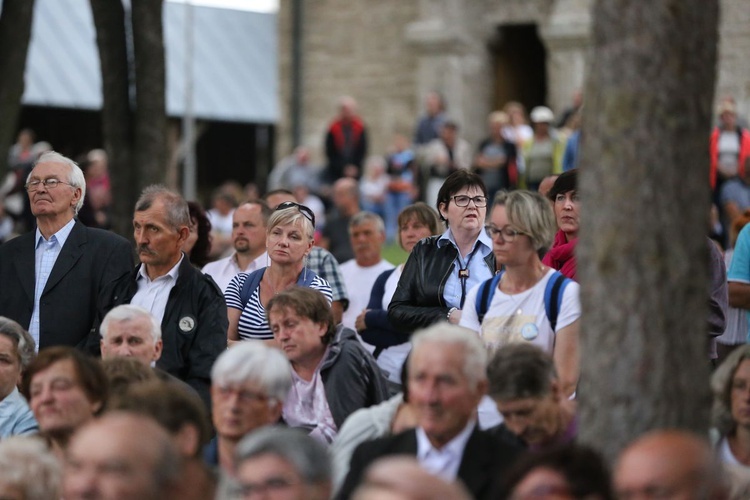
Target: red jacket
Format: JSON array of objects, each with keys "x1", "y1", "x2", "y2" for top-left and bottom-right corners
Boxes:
[{"x1": 709, "y1": 126, "x2": 750, "y2": 190}]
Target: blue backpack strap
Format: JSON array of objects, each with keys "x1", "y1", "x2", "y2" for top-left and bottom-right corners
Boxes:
[
  {"x1": 239, "y1": 268, "x2": 266, "y2": 309},
  {"x1": 544, "y1": 271, "x2": 571, "y2": 331},
  {"x1": 295, "y1": 268, "x2": 317, "y2": 287},
  {"x1": 475, "y1": 271, "x2": 503, "y2": 323}
]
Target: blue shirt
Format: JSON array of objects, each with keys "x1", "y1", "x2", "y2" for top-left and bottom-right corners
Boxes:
[
  {"x1": 0, "y1": 388, "x2": 38, "y2": 438},
  {"x1": 30, "y1": 218, "x2": 76, "y2": 348},
  {"x1": 437, "y1": 229, "x2": 494, "y2": 309},
  {"x1": 728, "y1": 224, "x2": 750, "y2": 342}
]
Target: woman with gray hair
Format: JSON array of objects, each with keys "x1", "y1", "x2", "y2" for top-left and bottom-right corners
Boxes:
[
  {"x1": 225, "y1": 202, "x2": 332, "y2": 342},
  {"x1": 230, "y1": 426, "x2": 331, "y2": 500},
  {"x1": 0, "y1": 437, "x2": 61, "y2": 499},
  {"x1": 207, "y1": 341, "x2": 292, "y2": 473},
  {"x1": 712, "y1": 345, "x2": 750, "y2": 468},
  {"x1": 459, "y1": 190, "x2": 581, "y2": 397},
  {"x1": 0, "y1": 317, "x2": 37, "y2": 438}
]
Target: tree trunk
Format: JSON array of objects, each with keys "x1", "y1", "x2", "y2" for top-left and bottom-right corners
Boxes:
[
  {"x1": 577, "y1": 0, "x2": 719, "y2": 464},
  {"x1": 0, "y1": 0, "x2": 35, "y2": 178},
  {"x1": 90, "y1": 0, "x2": 134, "y2": 237},
  {"x1": 131, "y1": 0, "x2": 167, "y2": 189}
]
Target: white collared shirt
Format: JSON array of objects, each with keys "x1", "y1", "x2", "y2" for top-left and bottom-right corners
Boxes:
[
  {"x1": 437, "y1": 229, "x2": 493, "y2": 309},
  {"x1": 131, "y1": 255, "x2": 183, "y2": 323},
  {"x1": 415, "y1": 419, "x2": 476, "y2": 481},
  {"x1": 202, "y1": 251, "x2": 267, "y2": 294},
  {"x1": 30, "y1": 218, "x2": 76, "y2": 348}
]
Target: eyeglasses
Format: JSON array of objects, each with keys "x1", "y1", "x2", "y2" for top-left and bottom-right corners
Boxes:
[
  {"x1": 450, "y1": 195, "x2": 487, "y2": 208},
  {"x1": 25, "y1": 178, "x2": 73, "y2": 191},
  {"x1": 231, "y1": 476, "x2": 299, "y2": 498},
  {"x1": 215, "y1": 385, "x2": 269, "y2": 405},
  {"x1": 275, "y1": 201, "x2": 316, "y2": 227},
  {"x1": 485, "y1": 224, "x2": 525, "y2": 242}
]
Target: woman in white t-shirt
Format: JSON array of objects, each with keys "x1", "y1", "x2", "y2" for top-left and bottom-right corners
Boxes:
[
  {"x1": 711, "y1": 346, "x2": 750, "y2": 469},
  {"x1": 460, "y1": 190, "x2": 580, "y2": 397}
]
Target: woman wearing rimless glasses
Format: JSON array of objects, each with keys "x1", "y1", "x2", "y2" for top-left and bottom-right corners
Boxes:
[
  {"x1": 224, "y1": 202, "x2": 332, "y2": 343},
  {"x1": 388, "y1": 170, "x2": 495, "y2": 333},
  {"x1": 459, "y1": 190, "x2": 580, "y2": 397}
]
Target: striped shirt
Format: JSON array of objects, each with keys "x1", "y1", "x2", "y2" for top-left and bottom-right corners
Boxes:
[{"x1": 225, "y1": 271, "x2": 333, "y2": 340}]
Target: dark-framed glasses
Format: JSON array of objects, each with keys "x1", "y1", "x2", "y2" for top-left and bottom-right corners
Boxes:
[
  {"x1": 25, "y1": 178, "x2": 73, "y2": 191},
  {"x1": 275, "y1": 201, "x2": 316, "y2": 227},
  {"x1": 485, "y1": 224, "x2": 525, "y2": 242},
  {"x1": 451, "y1": 195, "x2": 487, "y2": 208}
]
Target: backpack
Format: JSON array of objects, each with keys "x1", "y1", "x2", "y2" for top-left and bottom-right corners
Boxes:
[
  {"x1": 475, "y1": 270, "x2": 571, "y2": 331},
  {"x1": 239, "y1": 267, "x2": 317, "y2": 308}
]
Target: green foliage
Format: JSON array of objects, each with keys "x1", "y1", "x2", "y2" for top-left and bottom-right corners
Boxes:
[{"x1": 382, "y1": 243, "x2": 408, "y2": 265}]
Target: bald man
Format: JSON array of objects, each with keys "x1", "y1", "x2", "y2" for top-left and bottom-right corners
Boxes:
[
  {"x1": 352, "y1": 456, "x2": 471, "y2": 500},
  {"x1": 614, "y1": 430, "x2": 729, "y2": 500}
]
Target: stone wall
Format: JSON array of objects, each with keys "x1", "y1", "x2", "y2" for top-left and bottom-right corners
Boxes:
[{"x1": 276, "y1": 0, "x2": 749, "y2": 169}]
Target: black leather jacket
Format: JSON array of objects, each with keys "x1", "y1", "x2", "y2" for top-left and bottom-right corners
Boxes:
[{"x1": 388, "y1": 235, "x2": 495, "y2": 334}]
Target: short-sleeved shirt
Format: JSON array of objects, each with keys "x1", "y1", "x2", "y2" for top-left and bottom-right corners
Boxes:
[
  {"x1": 728, "y1": 224, "x2": 750, "y2": 341},
  {"x1": 306, "y1": 247, "x2": 349, "y2": 305},
  {"x1": 459, "y1": 269, "x2": 580, "y2": 353},
  {"x1": 225, "y1": 270, "x2": 332, "y2": 340}
]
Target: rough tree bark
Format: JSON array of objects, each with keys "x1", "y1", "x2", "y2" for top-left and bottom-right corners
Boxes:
[
  {"x1": 90, "y1": 0, "x2": 166, "y2": 237},
  {"x1": 131, "y1": 0, "x2": 167, "y2": 188},
  {"x1": 0, "y1": 0, "x2": 35, "y2": 178},
  {"x1": 90, "y1": 0, "x2": 134, "y2": 237},
  {"x1": 577, "y1": 0, "x2": 719, "y2": 463}
]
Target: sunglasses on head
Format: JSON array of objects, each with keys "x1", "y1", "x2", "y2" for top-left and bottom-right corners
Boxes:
[{"x1": 275, "y1": 201, "x2": 316, "y2": 227}]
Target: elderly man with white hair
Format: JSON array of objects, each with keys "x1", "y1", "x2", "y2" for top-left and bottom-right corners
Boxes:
[
  {"x1": 203, "y1": 341, "x2": 293, "y2": 475},
  {"x1": 100, "y1": 304, "x2": 163, "y2": 366},
  {"x1": 338, "y1": 322, "x2": 522, "y2": 500},
  {"x1": 0, "y1": 151, "x2": 132, "y2": 351}
]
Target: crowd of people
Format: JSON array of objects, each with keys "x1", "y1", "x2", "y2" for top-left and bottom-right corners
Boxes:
[{"x1": 0, "y1": 92, "x2": 748, "y2": 500}]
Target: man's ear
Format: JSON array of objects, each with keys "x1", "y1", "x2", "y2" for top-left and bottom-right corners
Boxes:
[
  {"x1": 152, "y1": 339, "x2": 163, "y2": 362},
  {"x1": 174, "y1": 423, "x2": 201, "y2": 457},
  {"x1": 177, "y1": 226, "x2": 190, "y2": 245}
]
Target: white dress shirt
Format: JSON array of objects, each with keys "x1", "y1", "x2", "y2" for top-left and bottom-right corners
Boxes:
[
  {"x1": 202, "y1": 251, "x2": 267, "y2": 294},
  {"x1": 131, "y1": 255, "x2": 183, "y2": 323},
  {"x1": 415, "y1": 420, "x2": 476, "y2": 481},
  {"x1": 30, "y1": 218, "x2": 76, "y2": 348}
]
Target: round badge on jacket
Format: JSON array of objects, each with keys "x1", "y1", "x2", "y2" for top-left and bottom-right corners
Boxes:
[{"x1": 178, "y1": 316, "x2": 196, "y2": 333}]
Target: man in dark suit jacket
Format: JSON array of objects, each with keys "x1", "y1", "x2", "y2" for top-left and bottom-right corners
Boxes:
[
  {"x1": 0, "y1": 152, "x2": 132, "y2": 351},
  {"x1": 337, "y1": 323, "x2": 521, "y2": 500}
]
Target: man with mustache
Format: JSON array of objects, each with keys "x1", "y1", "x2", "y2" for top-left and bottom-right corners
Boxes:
[
  {"x1": 202, "y1": 201, "x2": 271, "y2": 293},
  {"x1": 96, "y1": 185, "x2": 227, "y2": 411},
  {"x1": 0, "y1": 151, "x2": 132, "y2": 351}
]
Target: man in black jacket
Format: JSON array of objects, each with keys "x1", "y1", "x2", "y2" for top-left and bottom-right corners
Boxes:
[
  {"x1": 97, "y1": 186, "x2": 227, "y2": 411},
  {"x1": 337, "y1": 323, "x2": 521, "y2": 499}
]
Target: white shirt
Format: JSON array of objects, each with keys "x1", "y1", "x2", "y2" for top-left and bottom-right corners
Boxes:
[
  {"x1": 340, "y1": 259, "x2": 394, "y2": 331},
  {"x1": 131, "y1": 255, "x2": 183, "y2": 323},
  {"x1": 416, "y1": 420, "x2": 476, "y2": 481},
  {"x1": 30, "y1": 218, "x2": 76, "y2": 348},
  {"x1": 202, "y1": 251, "x2": 267, "y2": 294},
  {"x1": 459, "y1": 269, "x2": 581, "y2": 354}
]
